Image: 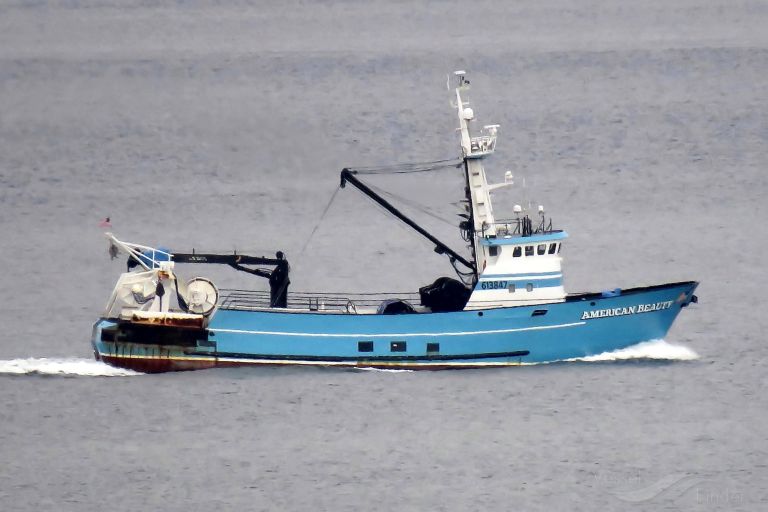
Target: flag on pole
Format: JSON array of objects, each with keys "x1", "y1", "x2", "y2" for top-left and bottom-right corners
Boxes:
[{"x1": 99, "y1": 217, "x2": 112, "y2": 228}]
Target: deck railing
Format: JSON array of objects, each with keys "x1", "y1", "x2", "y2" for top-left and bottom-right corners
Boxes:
[
  {"x1": 481, "y1": 217, "x2": 556, "y2": 238},
  {"x1": 466, "y1": 124, "x2": 499, "y2": 158},
  {"x1": 219, "y1": 289, "x2": 422, "y2": 314}
]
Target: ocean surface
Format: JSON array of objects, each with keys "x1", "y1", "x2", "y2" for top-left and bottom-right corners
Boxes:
[{"x1": 1, "y1": 1, "x2": 766, "y2": 510}]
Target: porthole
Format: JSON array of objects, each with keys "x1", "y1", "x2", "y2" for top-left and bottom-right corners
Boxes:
[
  {"x1": 358, "y1": 341, "x2": 373, "y2": 352},
  {"x1": 508, "y1": 283, "x2": 516, "y2": 293},
  {"x1": 390, "y1": 341, "x2": 406, "y2": 352},
  {"x1": 526, "y1": 283, "x2": 534, "y2": 292}
]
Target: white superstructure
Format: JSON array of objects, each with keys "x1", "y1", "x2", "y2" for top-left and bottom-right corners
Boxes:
[{"x1": 453, "y1": 71, "x2": 567, "y2": 309}]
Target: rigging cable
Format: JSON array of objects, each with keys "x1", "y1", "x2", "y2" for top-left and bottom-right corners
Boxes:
[
  {"x1": 361, "y1": 186, "x2": 476, "y2": 285},
  {"x1": 295, "y1": 157, "x2": 459, "y2": 263},
  {"x1": 346, "y1": 157, "x2": 462, "y2": 175},
  {"x1": 297, "y1": 157, "x2": 476, "y2": 285},
  {"x1": 365, "y1": 182, "x2": 458, "y2": 228},
  {"x1": 345, "y1": 157, "x2": 477, "y2": 285},
  {"x1": 451, "y1": 258, "x2": 477, "y2": 286},
  {"x1": 295, "y1": 185, "x2": 341, "y2": 263}
]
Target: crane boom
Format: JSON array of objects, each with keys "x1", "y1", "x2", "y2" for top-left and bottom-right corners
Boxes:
[{"x1": 340, "y1": 168, "x2": 475, "y2": 272}]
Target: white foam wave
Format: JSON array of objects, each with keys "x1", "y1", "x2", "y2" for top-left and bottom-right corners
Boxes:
[
  {"x1": 566, "y1": 339, "x2": 699, "y2": 362},
  {"x1": 0, "y1": 358, "x2": 142, "y2": 377}
]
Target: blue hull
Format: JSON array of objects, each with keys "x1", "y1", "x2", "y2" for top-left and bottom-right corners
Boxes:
[{"x1": 92, "y1": 281, "x2": 698, "y2": 372}]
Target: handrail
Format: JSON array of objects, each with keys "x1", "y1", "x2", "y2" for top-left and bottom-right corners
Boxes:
[
  {"x1": 480, "y1": 217, "x2": 557, "y2": 238},
  {"x1": 219, "y1": 288, "x2": 421, "y2": 313}
]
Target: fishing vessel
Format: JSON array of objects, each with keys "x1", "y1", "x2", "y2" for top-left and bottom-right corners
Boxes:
[{"x1": 91, "y1": 71, "x2": 699, "y2": 373}]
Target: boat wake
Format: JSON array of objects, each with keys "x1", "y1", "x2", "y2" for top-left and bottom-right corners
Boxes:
[
  {"x1": 564, "y1": 339, "x2": 699, "y2": 363},
  {"x1": 0, "y1": 358, "x2": 142, "y2": 377},
  {"x1": 0, "y1": 341, "x2": 696, "y2": 377}
]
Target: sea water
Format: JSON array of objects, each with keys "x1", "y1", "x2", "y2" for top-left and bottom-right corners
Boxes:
[{"x1": 1, "y1": 1, "x2": 766, "y2": 510}]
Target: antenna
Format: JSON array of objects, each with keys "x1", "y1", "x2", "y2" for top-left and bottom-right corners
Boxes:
[
  {"x1": 521, "y1": 176, "x2": 532, "y2": 215},
  {"x1": 453, "y1": 70, "x2": 470, "y2": 88}
]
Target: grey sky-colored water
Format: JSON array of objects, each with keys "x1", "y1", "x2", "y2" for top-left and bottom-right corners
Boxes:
[{"x1": 1, "y1": 1, "x2": 766, "y2": 510}]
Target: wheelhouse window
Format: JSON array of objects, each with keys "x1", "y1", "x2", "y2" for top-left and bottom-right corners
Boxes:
[
  {"x1": 537, "y1": 244, "x2": 546, "y2": 255},
  {"x1": 548, "y1": 243, "x2": 557, "y2": 254},
  {"x1": 513, "y1": 246, "x2": 522, "y2": 257},
  {"x1": 525, "y1": 246, "x2": 534, "y2": 256},
  {"x1": 557, "y1": 243, "x2": 562, "y2": 253},
  {"x1": 489, "y1": 245, "x2": 499, "y2": 257}
]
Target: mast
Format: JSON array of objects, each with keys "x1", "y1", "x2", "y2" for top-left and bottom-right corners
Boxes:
[{"x1": 452, "y1": 71, "x2": 505, "y2": 274}]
